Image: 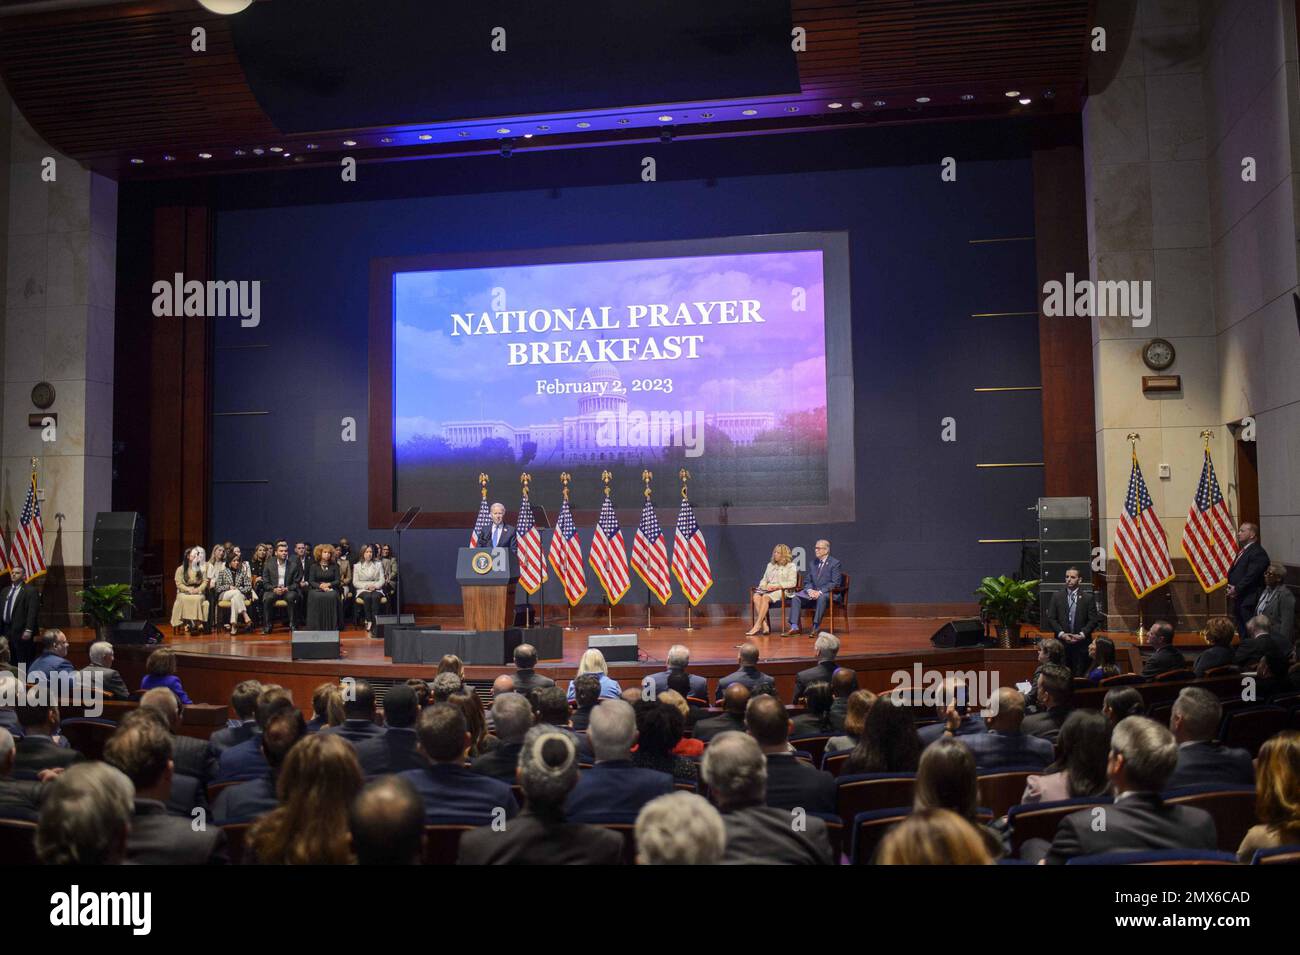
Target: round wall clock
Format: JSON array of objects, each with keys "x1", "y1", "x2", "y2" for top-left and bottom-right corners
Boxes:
[{"x1": 1142, "y1": 338, "x2": 1175, "y2": 371}]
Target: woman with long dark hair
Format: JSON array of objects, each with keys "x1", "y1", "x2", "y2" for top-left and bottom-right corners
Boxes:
[
  {"x1": 1086, "y1": 636, "x2": 1120, "y2": 682},
  {"x1": 1020, "y1": 709, "x2": 1110, "y2": 804},
  {"x1": 843, "y1": 697, "x2": 922, "y2": 775},
  {"x1": 247, "y1": 734, "x2": 363, "y2": 864}
]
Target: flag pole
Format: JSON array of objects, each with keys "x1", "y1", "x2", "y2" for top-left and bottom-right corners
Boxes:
[
  {"x1": 601, "y1": 470, "x2": 615, "y2": 632},
  {"x1": 680, "y1": 468, "x2": 696, "y2": 632},
  {"x1": 560, "y1": 472, "x2": 576, "y2": 632},
  {"x1": 642, "y1": 469, "x2": 657, "y2": 632},
  {"x1": 1127, "y1": 433, "x2": 1147, "y2": 644}
]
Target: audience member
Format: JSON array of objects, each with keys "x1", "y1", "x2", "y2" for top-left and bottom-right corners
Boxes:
[
  {"x1": 1086, "y1": 636, "x2": 1120, "y2": 682},
  {"x1": 322, "y1": 679, "x2": 385, "y2": 745},
  {"x1": 457, "y1": 725, "x2": 623, "y2": 864},
  {"x1": 351, "y1": 775, "x2": 425, "y2": 865},
  {"x1": 649, "y1": 644, "x2": 707, "y2": 700},
  {"x1": 0, "y1": 727, "x2": 42, "y2": 821},
  {"x1": 512, "y1": 643, "x2": 555, "y2": 693},
  {"x1": 656, "y1": 689, "x2": 704, "y2": 757},
  {"x1": 826, "y1": 667, "x2": 855, "y2": 732},
  {"x1": 27, "y1": 630, "x2": 75, "y2": 683},
  {"x1": 715, "y1": 642, "x2": 774, "y2": 698},
  {"x1": 1021, "y1": 663, "x2": 1073, "y2": 743},
  {"x1": 1103, "y1": 686, "x2": 1145, "y2": 726},
  {"x1": 1020, "y1": 709, "x2": 1110, "y2": 805},
  {"x1": 1236, "y1": 731, "x2": 1300, "y2": 862},
  {"x1": 747, "y1": 694, "x2": 835, "y2": 814},
  {"x1": 565, "y1": 648, "x2": 622, "y2": 702},
  {"x1": 1194, "y1": 616, "x2": 1239, "y2": 676},
  {"x1": 139, "y1": 686, "x2": 216, "y2": 784},
  {"x1": 208, "y1": 680, "x2": 263, "y2": 756},
  {"x1": 1165, "y1": 687, "x2": 1253, "y2": 789},
  {"x1": 430, "y1": 671, "x2": 463, "y2": 703},
  {"x1": 793, "y1": 633, "x2": 857, "y2": 702},
  {"x1": 216, "y1": 686, "x2": 295, "y2": 782},
  {"x1": 791, "y1": 681, "x2": 836, "y2": 738},
  {"x1": 12, "y1": 703, "x2": 83, "y2": 778},
  {"x1": 1025, "y1": 637, "x2": 1066, "y2": 711},
  {"x1": 103, "y1": 712, "x2": 227, "y2": 864},
  {"x1": 843, "y1": 697, "x2": 922, "y2": 775},
  {"x1": 917, "y1": 679, "x2": 987, "y2": 746},
  {"x1": 565, "y1": 699, "x2": 673, "y2": 820},
  {"x1": 912, "y1": 736, "x2": 1002, "y2": 858},
  {"x1": 954, "y1": 687, "x2": 1053, "y2": 770},
  {"x1": 826, "y1": 689, "x2": 876, "y2": 756},
  {"x1": 630, "y1": 701, "x2": 696, "y2": 782},
  {"x1": 1033, "y1": 717, "x2": 1216, "y2": 864},
  {"x1": 305, "y1": 681, "x2": 344, "y2": 733},
  {"x1": 701, "y1": 732, "x2": 832, "y2": 865},
  {"x1": 450, "y1": 690, "x2": 496, "y2": 757},
  {"x1": 405, "y1": 678, "x2": 431, "y2": 709},
  {"x1": 877, "y1": 808, "x2": 992, "y2": 865},
  {"x1": 403, "y1": 702, "x2": 519, "y2": 823},
  {"x1": 470, "y1": 693, "x2": 532, "y2": 780},
  {"x1": 356, "y1": 683, "x2": 427, "y2": 775},
  {"x1": 139, "y1": 647, "x2": 193, "y2": 705},
  {"x1": 569, "y1": 674, "x2": 602, "y2": 731},
  {"x1": 1140, "y1": 621, "x2": 1187, "y2": 677},
  {"x1": 212, "y1": 707, "x2": 305, "y2": 825},
  {"x1": 693, "y1": 683, "x2": 750, "y2": 742},
  {"x1": 246, "y1": 733, "x2": 364, "y2": 864},
  {"x1": 80, "y1": 641, "x2": 130, "y2": 700},
  {"x1": 436, "y1": 654, "x2": 464, "y2": 679},
  {"x1": 1235, "y1": 613, "x2": 1290, "y2": 670},
  {"x1": 635, "y1": 791, "x2": 725, "y2": 864},
  {"x1": 35, "y1": 761, "x2": 134, "y2": 865}
]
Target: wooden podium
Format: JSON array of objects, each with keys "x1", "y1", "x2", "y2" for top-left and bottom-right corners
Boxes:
[{"x1": 456, "y1": 547, "x2": 518, "y2": 631}]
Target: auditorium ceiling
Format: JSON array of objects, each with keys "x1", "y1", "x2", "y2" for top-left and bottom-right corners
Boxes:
[{"x1": 0, "y1": 0, "x2": 1095, "y2": 179}]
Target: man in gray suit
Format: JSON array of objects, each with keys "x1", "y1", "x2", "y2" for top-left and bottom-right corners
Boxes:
[
  {"x1": 80, "y1": 641, "x2": 130, "y2": 701},
  {"x1": 1254, "y1": 563, "x2": 1295, "y2": 645}
]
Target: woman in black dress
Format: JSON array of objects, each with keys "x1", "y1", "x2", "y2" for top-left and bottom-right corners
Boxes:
[{"x1": 305, "y1": 543, "x2": 341, "y2": 630}]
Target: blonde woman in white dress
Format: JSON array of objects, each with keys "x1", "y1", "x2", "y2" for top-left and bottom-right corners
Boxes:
[
  {"x1": 746, "y1": 543, "x2": 798, "y2": 636},
  {"x1": 171, "y1": 546, "x2": 210, "y2": 633}
]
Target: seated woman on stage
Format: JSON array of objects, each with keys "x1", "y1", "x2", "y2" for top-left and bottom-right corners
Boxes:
[
  {"x1": 170, "y1": 546, "x2": 210, "y2": 634},
  {"x1": 380, "y1": 543, "x2": 399, "y2": 599},
  {"x1": 215, "y1": 555, "x2": 256, "y2": 635},
  {"x1": 204, "y1": 543, "x2": 227, "y2": 632},
  {"x1": 565, "y1": 648, "x2": 622, "y2": 703},
  {"x1": 352, "y1": 544, "x2": 386, "y2": 633},
  {"x1": 139, "y1": 647, "x2": 193, "y2": 705},
  {"x1": 1085, "y1": 636, "x2": 1120, "y2": 682},
  {"x1": 305, "y1": 543, "x2": 341, "y2": 631},
  {"x1": 745, "y1": 544, "x2": 798, "y2": 636}
]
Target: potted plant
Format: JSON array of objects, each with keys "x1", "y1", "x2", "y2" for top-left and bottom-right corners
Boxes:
[
  {"x1": 975, "y1": 575, "x2": 1038, "y2": 649},
  {"x1": 77, "y1": 583, "x2": 135, "y2": 643}
]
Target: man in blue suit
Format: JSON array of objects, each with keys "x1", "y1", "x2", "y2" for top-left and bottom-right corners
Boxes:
[
  {"x1": 212, "y1": 707, "x2": 304, "y2": 825},
  {"x1": 214, "y1": 687, "x2": 296, "y2": 783},
  {"x1": 1165, "y1": 687, "x2": 1254, "y2": 790},
  {"x1": 401, "y1": 703, "x2": 518, "y2": 823},
  {"x1": 321, "y1": 679, "x2": 387, "y2": 746},
  {"x1": 355, "y1": 684, "x2": 428, "y2": 776},
  {"x1": 944, "y1": 687, "x2": 1054, "y2": 770},
  {"x1": 27, "y1": 630, "x2": 75, "y2": 681},
  {"x1": 565, "y1": 699, "x2": 673, "y2": 821},
  {"x1": 787, "y1": 540, "x2": 842, "y2": 636},
  {"x1": 648, "y1": 644, "x2": 708, "y2": 701}
]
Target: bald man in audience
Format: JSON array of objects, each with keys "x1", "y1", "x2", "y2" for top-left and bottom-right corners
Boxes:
[
  {"x1": 351, "y1": 775, "x2": 426, "y2": 865},
  {"x1": 693, "y1": 683, "x2": 750, "y2": 742},
  {"x1": 950, "y1": 687, "x2": 1053, "y2": 770},
  {"x1": 746, "y1": 694, "x2": 836, "y2": 814},
  {"x1": 139, "y1": 686, "x2": 215, "y2": 785},
  {"x1": 470, "y1": 693, "x2": 533, "y2": 781},
  {"x1": 511, "y1": 644, "x2": 554, "y2": 694},
  {"x1": 702, "y1": 732, "x2": 832, "y2": 865},
  {"x1": 716, "y1": 643, "x2": 774, "y2": 698}
]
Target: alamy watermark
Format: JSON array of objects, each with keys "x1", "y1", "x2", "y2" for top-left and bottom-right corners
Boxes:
[
  {"x1": 0, "y1": 667, "x2": 104, "y2": 717},
  {"x1": 151, "y1": 273, "x2": 260, "y2": 327}
]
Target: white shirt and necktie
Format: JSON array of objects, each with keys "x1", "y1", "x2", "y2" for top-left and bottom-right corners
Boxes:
[{"x1": 3, "y1": 585, "x2": 18, "y2": 627}]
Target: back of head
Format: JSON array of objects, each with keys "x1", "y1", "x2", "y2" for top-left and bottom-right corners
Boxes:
[
  {"x1": 854, "y1": 698, "x2": 922, "y2": 774},
  {"x1": 574, "y1": 673, "x2": 602, "y2": 709},
  {"x1": 913, "y1": 736, "x2": 978, "y2": 820},
  {"x1": 36, "y1": 762, "x2": 134, "y2": 865},
  {"x1": 430, "y1": 672, "x2": 462, "y2": 703},
  {"x1": 813, "y1": 631, "x2": 839, "y2": 661},
  {"x1": 1104, "y1": 686, "x2": 1145, "y2": 723},
  {"x1": 350, "y1": 775, "x2": 425, "y2": 865},
  {"x1": 256, "y1": 687, "x2": 297, "y2": 731},
  {"x1": 492, "y1": 674, "x2": 515, "y2": 696},
  {"x1": 634, "y1": 701, "x2": 684, "y2": 758},
  {"x1": 490, "y1": 692, "x2": 533, "y2": 744},
  {"x1": 514, "y1": 643, "x2": 538, "y2": 670},
  {"x1": 1039, "y1": 663, "x2": 1074, "y2": 707},
  {"x1": 312, "y1": 682, "x2": 345, "y2": 724},
  {"x1": 843, "y1": 689, "x2": 877, "y2": 739},
  {"x1": 1038, "y1": 637, "x2": 1065, "y2": 665},
  {"x1": 1057, "y1": 709, "x2": 1111, "y2": 797},
  {"x1": 535, "y1": 686, "x2": 571, "y2": 726},
  {"x1": 1205, "y1": 616, "x2": 1236, "y2": 648},
  {"x1": 721, "y1": 681, "x2": 751, "y2": 716},
  {"x1": 344, "y1": 680, "x2": 376, "y2": 719},
  {"x1": 382, "y1": 684, "x2": 419, "y2": 729},
  {"x1": 138, "y1": 686, "x2": 180, "y2": 728},
  {"x1": 745, "y1": 693, "x2": 790, "y2": 747},
  {"x1": 666, "y1": 644, "x2": 690, "y2": 669},
  {"x1": 262, "y1": 708, "x2": 307, "y2": 771},
  {"x1": 88, "y1": 641, "x2": 113, "y2": 666},
  {"x1": 803, "y1": 681, "x2": 833, "y2": 720},
  {"x1": 1247, "y1": 613, "x2": 1271, "y2": 637},
  {"x1": 231, "y1": 680, "x2": 264, "y2": 720},
  {"x1": 588, "y1": 698, "x2": 637, "y2": 761},
  {"x1": 665, "y1": 669, "x2": 691, "y2": 698},
  {"x1": 417, "y1": 703, "x2": 468, "y2": 763},
  {"x1": 1148, "y1": 620, "x2": 1175, "y2": 646},
  {"x1": 103, "y1": 711, "x2": 173, "y2": 791},
  {"x1": 519, "y1": 724, "x2": 579, "y2": 813},
  {"x1": 1171, "y1": 686, "x2": 1221, "y2": 742},
  {"x1": 635, "y1": 791, "x2": 725, "y2": 865},
  {"x1": 830, "y1": 667, "x2": 855, "y2": 699},
  {"x1": 257, "y1": 733, "x2": 363, "y2": 865},
  {"x1": 738, "y1": 642, "x2": 760, "y2": 667},
  {"x1": 578, "y1": 648, "x2": 608, "y2": 676},
  {"x1": 987, "y1": 687, "x2": 1025, "y2": 731},
  {"x1": 1111, "y1": 716, "x2": 1178, "y2": 792},
  {"x1": 1255, "y1": 731, "x2": 1300, "y2": 831},
  {"x1": 701, "y1": 731, "x2": 766, "y2": 810},
  {"x1": 877, "y1": 808, "x2": 992, "y2": 865}
]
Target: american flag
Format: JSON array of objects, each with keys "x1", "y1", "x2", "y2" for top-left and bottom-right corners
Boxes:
[
  {"x1": 516, "y1": 495, "x2": 547, "y2": 595},
  {"x1": 1113, "y1": 452, "x2": 1173, "y2": 598},
  {"x1": 0, "y1": 526, "x2": 9, "y2": 574},
  {"x1": 1181, "y1": 449, "x2": 1237, "y2": 592},
  {"x1": 590, "y1": 494, "x2": 630, "y2": 605},
  {"x1": 547, "y1": 497, "x2": 587, "y2": 606},
  {"x1": 13, "y1": 468, "x2": 46, "y2": 580},
  {"x1": 469, "y1": 497, "x2": 491, "y2": 547},
  {"x1": 631, "y1": 499, "x2": 671, "y2": 605},
  {"x1": 671, "y1": 495, "x2": 712, "y2": 606}
]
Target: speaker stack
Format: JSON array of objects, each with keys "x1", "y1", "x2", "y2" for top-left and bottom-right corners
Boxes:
[
  {"x1": 1037, "y1": 497, "x2": 1095, "y2": 622},
  {"x1": 91, "y1": 512, "x2": 145, "y2": 615}
]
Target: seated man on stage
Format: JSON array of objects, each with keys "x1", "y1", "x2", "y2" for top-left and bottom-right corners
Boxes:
[
  {"x1": 260, "y1": 541, "x2": 300, "y2": 634},
  {"x1": 786, "y1": 539, "x2": 842, "y2": 636},
  {"x1": 483, "y1": 502, "x2": 516, "y2": 552}
]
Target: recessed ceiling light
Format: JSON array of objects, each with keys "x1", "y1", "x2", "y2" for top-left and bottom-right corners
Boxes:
[
  {"x1": 523, "y1": 133, "x2": 533, "y2": 139},
  {"x1": 457, "y1": 131, "x2": 469, "y2": 137},
  {"x1": 162, "y1": 154, "x2": 175, "y2": 161},
  {"x1": 828, "y1": 102, "x2": 843, "y2": 109},
  {"x1": 198, "y1": 152, "x2": 212, "y2": 159},
  {"x1": 252, "y1": 148, "x2": 265, "y2": 155},
  {"x1": 960, "y1": 94, "x2": 975, "y2": 101},
  {"x1": 496, "y1": 128, "x2": 511, "y2": 134},
  {"x1": 342, "y1": 139, "x2": 357, "y2": 146},
  {"x1": 535, "y1": 125, "x2": 549, "y2": 131},
  {"x1": 380, "y1": 137, "x2": 393, "y2": 143},
  {"x1": 873, "y1": 100, "x2": 887, "y2": 107},
  {"x1": 418, "y1": 134, "x2": 432, "y2": 141},
  {"x1": 576, "y1": 122, "x2": 591, "y2": 128},
  {"x1": 658, "y1": 115, "x2": 673, "y2": 122},
  {"x1": 700, "y1": 112, "x2": 714, "y2": 118},
  {"x1": 234, "y1": 149, "x2": 246, "y2": 156},
  {"x1": 742, "y1": 109, "x2": 757, "y2": 116},
  {"x1": 616, "y1": 118, "x2": 630, "y2": 124},
  {"x1": 915, "y1": 96, "x2": 930, "y2": 103},
  {"x1": 306, "y1": 143, "x2": 319, "y2": 150},
  {"x1": 293, "y1": 156, "x2": 304, "y2": 162},
  {"x1": 129, "y1": 158, "x2": 143, "y2": 165},
  {"x1": 850, "y1": 101, "x2": 863, "y2": 109},
  {"x1": 785, "y1": 106, "x2": 799, "y2": 112},
  {"x1": 269, "y1": 146, "x2": 283, "y2": 153},
  {"x1": 1018, "y1": 97, "x2": 1031, "y2": 105},
  {"x1": 1005, "y1": 90, "x2": 1021, "y2": 97},
  {"x1": 282, "y1": 152, "x2": 291, "y2": 157}
]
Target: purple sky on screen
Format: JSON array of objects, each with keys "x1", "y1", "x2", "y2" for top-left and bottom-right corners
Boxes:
[{"x1": 393, "y1": 249, "x2": 827, "y2": 443}]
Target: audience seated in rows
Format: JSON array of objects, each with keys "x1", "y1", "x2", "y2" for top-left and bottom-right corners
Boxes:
[
  {"x1": 35, "y1": 762, "x2": 134, "y2": 865},
  {"x1": 715, "y1": 642, "x2": 774, "y2": 698},
  {"x1": 1166, "y1": 686, "x2": 1254, "y2": 790},
  {"x1": 246, "y1": 733, "x2": 362, "y2": 864},
  {"x1": 216, "y1": 686, "x2": 296, "y2": 782},
  {"x1": 793, "y1": 633, "x2": 857, "y2": 702},
  {"x1": 748, "y1": 693, "x2": 835, "y2": 814},
  {"x1": 1237, "y1": 731, "x2": 1300, "y2": 862},
  {"x1": 400, "y1": 702, "x2": 518, "y2": 823},
  {"x1": 212, "y1": 706, "x2": 304, "y2": 825},
  {"x1": 1020, "y1": 709, "x2": 1109, "y2": 805},
  {"x1": 565, "y1": 699, "x2": 673, "y2": 820},
  {"x1": 950, "y1": 688, "x2": 1053, "y2": 771},
  {"x1": 825, "y1": 689, "x2": 875, "y2": 756},
  {"x1": 913, "y1": 736, "x2": 1003, "y2": 859},
  {"x1": 634, "y1": 791, "x2": 726, "y2": 865},
  {"x1": 1140, "y1": 621, "x2": 1187, "y2": 678},
  {"x1": 693, "y1": 683, "x2": 750, "y2": 742}
]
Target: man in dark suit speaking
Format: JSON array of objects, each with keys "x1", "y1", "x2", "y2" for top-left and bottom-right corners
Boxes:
[
  {"x1": 786, "y1": 539, "x2": 841, "y2": 636},
  {"x1": 483, "y1": 502, "x2": 517, "y2": 553},
  {"x1": 1226, "y1": 522, "x2": 1269, "y2": 640},
  {"x1": 1043, "y1": 566, "x2": 1102, "y2": 675}
]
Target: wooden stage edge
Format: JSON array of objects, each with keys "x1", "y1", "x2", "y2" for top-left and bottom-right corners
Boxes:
[{"x1": 93, "y1": 615, "x2": 1188, "y2": 716}]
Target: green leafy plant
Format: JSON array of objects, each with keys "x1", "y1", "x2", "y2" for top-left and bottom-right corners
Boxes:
[
  {"x1": 974, "y1": 575, "x2": 1038, "y2": 628},
  {"x1": 76, "y1": 584, "x2": 135, "y2": 629}
]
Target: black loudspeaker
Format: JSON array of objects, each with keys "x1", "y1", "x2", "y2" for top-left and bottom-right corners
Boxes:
[
  {"x1": 1037, "y1": 497, "x2": 1095, "y2": 621},
  {"x1": 91, "y1": 512, "x2": 145, "y2": 594},
  {"x1": 110, "y1": 620, "x2": 163, "y2": 646},
  {"x1": 588, "y1": 632, "x2": 638, "y2": 663},
  {"x1": 292, "y1": 630, "x2": 341, "y2": 660},
  {"x1": 930, "y1": 619, "x2": 985, "y2": 648}
]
